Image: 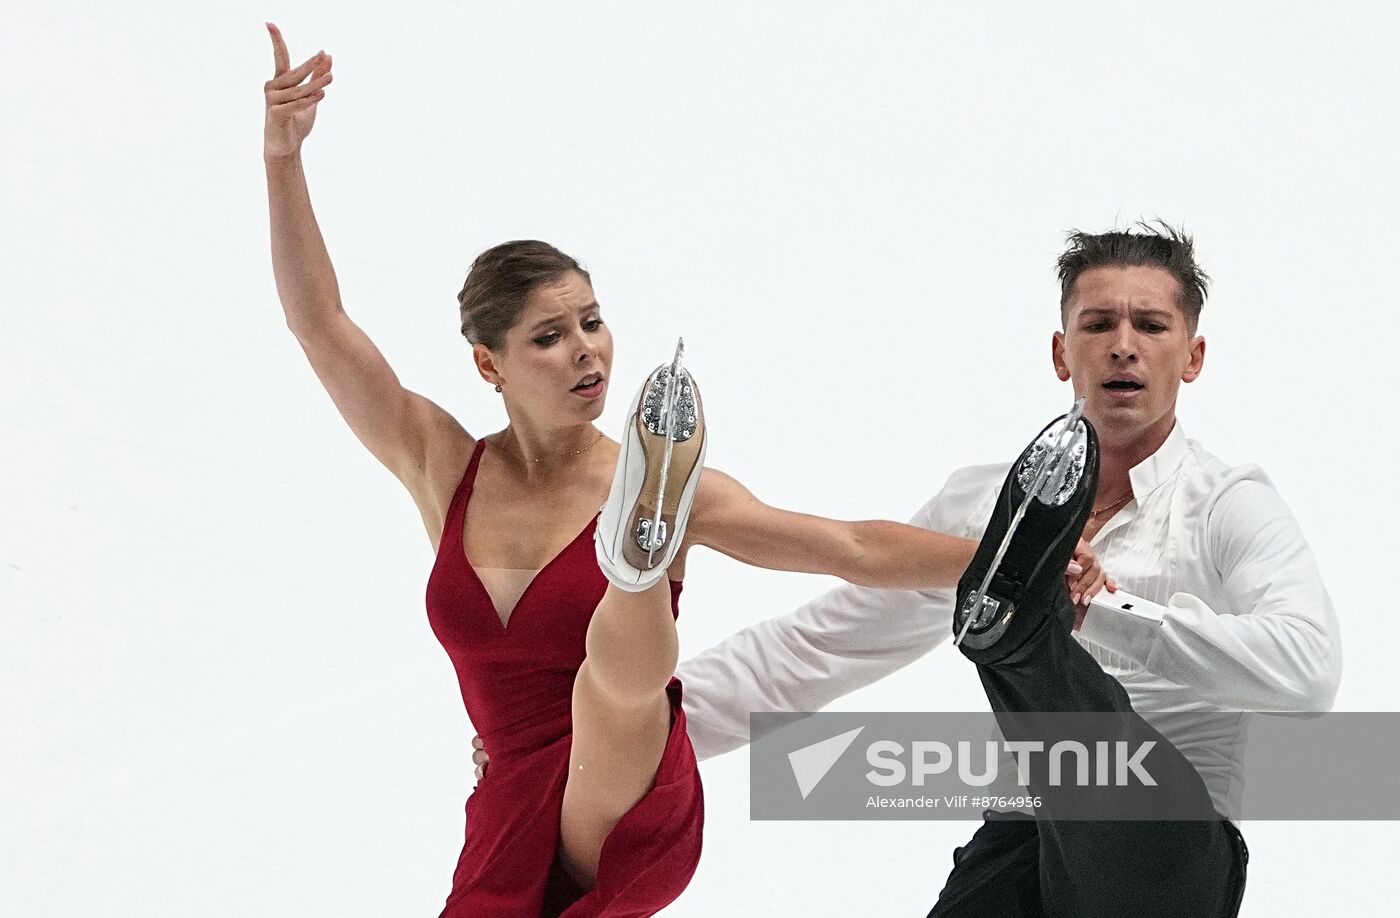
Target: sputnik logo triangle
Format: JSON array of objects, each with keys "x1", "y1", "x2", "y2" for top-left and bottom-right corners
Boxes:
[{"x1": 787, "y1": 726, "x2": 865, "y2": 799}]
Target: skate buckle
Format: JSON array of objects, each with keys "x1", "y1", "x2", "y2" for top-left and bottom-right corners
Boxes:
[
  {"x1": 635, "y1": 517, "x2": 668, "y2": 554},
  {"x1": 961, "y1": 592, "x2": 1013, "y2": 630}
]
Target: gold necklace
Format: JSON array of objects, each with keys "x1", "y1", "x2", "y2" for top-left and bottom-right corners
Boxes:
[
  {"x1": 1090, "y1": 491, "x2": 1134, "y2": 519},
  {"x1": 502, "y1": 429, "x2": 604, "y2": 464}
]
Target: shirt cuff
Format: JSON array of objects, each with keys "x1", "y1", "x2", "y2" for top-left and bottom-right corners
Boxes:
[{"x1": 1076, "y1": 596, "x2": 1165, "y2": 668}]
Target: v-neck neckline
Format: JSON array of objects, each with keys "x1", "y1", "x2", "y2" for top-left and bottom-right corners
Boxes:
[{"x1": 458, "y1": 440, "x2": 598, "y2": 632}]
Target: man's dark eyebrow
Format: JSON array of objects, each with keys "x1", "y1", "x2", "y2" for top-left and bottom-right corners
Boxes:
[{"x1": 1075, "y1": 306, "x2": 1176, "y2": 322}]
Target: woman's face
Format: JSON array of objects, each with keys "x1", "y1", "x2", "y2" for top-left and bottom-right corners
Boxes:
[{"x1": 480, "y1": 271, "x2": 613, "y2": 427}]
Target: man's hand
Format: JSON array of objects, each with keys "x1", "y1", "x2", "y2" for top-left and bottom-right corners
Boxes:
[
  {"x1": 472, "y1": 735, "x2": 489, "y2": 781},
  {"x1": 263, "y1": 23, "x2": 333, "y2": 159},
  {"x1": 1066, "y1": 538, "x2": 1115, "y2": 630}
]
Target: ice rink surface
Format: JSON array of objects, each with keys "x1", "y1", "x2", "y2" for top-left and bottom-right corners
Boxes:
[{"x1": 3, "y1": 2, "x2": 1397, "y2": 914}]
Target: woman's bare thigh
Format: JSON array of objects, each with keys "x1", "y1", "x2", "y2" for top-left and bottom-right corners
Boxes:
[{"x1": 556, "y1": 660, "x2": 672, "y2": 888}]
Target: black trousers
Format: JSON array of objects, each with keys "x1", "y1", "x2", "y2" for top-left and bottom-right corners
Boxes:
[{"x1": 928, "y1": 608, "x2": 1249, "y2": 918}]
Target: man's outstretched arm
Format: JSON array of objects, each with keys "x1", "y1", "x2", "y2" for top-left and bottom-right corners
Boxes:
[{"x1": 677, "y1": 581, "x2": 949, "y2": 760}]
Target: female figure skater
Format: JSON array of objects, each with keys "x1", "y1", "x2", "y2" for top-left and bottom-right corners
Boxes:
[{"x1": 262, "y1": 26, "x2": 1107, "y2": 917}]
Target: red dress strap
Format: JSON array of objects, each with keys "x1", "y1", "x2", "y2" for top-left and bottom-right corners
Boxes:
[{"x1": 437, "y1": 438, "x2": 487, "y2": 556}]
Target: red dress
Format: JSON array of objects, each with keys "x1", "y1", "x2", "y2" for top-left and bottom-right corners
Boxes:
[{"x1": 426, "y1": 439, "x2": 703, "y2": 917}]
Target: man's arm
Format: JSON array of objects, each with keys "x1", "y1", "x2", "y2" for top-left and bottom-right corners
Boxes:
[
  {"x1": 677, "y1": 465, "x2": 1003, "y2": 761},
  {"x1": 678, "y1": 581, "x2": 950, "y2": 760},
  {"x1": 1077, "y1": 469, "x2": 1342, "y2": 711}
]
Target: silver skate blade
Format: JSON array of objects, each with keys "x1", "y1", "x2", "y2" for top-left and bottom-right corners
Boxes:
[
  {"x1": 955, "y1": 399, "x2": 1085, "y2": 647},
  {"x1": 647, "y1": 337, "x2": 687, "y2": 567},
  {"x1": 956, "y1": 491, "x2": 1033, "y2": 646}
]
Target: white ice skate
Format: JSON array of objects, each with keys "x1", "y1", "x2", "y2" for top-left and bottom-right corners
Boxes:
[{"x1": 595, "y1": 338, "x2": 707, "y2": 592}]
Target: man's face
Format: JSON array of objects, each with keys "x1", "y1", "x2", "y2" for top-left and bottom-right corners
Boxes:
[{"x1": 1052, "y1": 265, "x2": 1205, "y2": 446}]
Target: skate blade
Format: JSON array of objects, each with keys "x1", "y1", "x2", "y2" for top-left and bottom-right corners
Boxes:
[
  {"x1": 955, "y1": 399, "x2": 1085, "y2": 647},
  {"x1": 649, "y1": 338, "x2": 685, "y2": 566}
]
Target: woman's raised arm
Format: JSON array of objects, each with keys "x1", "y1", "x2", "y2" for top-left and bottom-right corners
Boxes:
[{"x1": 263, "y1": 23, "x2": 468, "y2": 488}]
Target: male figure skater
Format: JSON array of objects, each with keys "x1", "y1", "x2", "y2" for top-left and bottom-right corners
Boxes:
[
  {"x1": 675, "y1": 223, "x2": 1341, "y2": 915},
  {"x1": 476, "y1": 224, "x2": 1340, "y2": 914}
]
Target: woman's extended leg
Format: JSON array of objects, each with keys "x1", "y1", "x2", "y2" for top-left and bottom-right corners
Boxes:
[
  {"x1": 560, "y1": 341, "x2": 705, "y2": 888},
  {"x1": 560, "y1": 581, "x2": 679, "y2": 886}
]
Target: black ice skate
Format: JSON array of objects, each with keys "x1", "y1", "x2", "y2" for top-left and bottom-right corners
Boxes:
[{"x1": 952, "y1": 400, "x2": 1099, "y2": 664}]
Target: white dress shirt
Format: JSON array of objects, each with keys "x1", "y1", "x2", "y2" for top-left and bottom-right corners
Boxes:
[{"x1": 676, "y1": 422, "x2": 1342, "y2": 815}]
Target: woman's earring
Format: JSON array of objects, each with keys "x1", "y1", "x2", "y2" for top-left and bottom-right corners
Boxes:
[{"x1": 494, "y1": 383, "x2": 503, "y2": 393}]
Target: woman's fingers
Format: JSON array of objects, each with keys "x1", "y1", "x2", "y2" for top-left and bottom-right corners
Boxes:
[
  {"x1": 1079, "y1": 564, "x2": 1108, "y2": 604},
  {"x1": 266, "y1": 70, "x2": 333, "y2": 106},
  {"x1": 471, "y1": 737, "x2": 489, "y2": 781},
  {"x1": 266, "y1": 22, "x2": 291, "y2": 76},
  {"x1": 261, "y1": 30, "x2": 328, "y2": 156},
  {"x1": 1065, "y1": 561, "x2": 1083, "y2": 603},
  {"x1": 1067, "y1": 539, "x2": 1111, "y2": 606},
  {"x1": 266, "y1": 52, "x2": 328, "y2": 96},
  {"x1": 1078, "y1": 565, "x2": 1102, "y2": 603},
  {"x1": 1066, "y1": 542, "x2": 1117, "y2": 625},
  {"x1": 263, "y1": 22, "x2": 329, "y2": 100},
  {"x1": 269, "y1": 90, "x2": 325, "y2": 116}
]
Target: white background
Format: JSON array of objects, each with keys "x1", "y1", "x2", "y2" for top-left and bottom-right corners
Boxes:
[{"x1": 3, "y1": 1, "x2": 1397, "y2": 914}]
